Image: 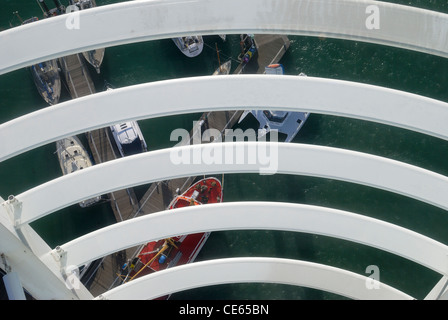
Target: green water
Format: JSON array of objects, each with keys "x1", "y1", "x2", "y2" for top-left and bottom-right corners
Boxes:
[{"x1": 1, "y1": 0, "x2": 448, "y2": 300}]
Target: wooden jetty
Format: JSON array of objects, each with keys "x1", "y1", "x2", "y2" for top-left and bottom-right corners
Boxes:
[
  {"x1": 57, "y1": 52, "x2": 143, "y2": 296},
  {"x1": 58, "y1": 54, "x2": 95, "y2": 99},
  {"x1": 79, "y1": 34, "x2": 291, "y2": 297},
  {"x1": 235, "y1": 34, "x2": 290, "y2": 74},
  {"x1": 58, "y1": 52, "x2": 140, "y2": 224}
]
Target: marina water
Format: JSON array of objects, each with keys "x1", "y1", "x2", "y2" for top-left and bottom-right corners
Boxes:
[{"x1": 1, "y1": 0, "x2": 448, "y2": 299}]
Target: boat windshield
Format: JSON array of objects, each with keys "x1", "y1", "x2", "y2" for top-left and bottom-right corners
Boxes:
[
  {"x1": 263, "y1": 111, "x2": 289, "y2": 123},
  {"x1": 121, "y1": 138, "x2": 144, "y2": 156}
]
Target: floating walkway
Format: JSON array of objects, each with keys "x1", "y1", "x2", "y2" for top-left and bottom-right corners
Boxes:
[
  {"x1": 58, "y1": 50, "x2": 140, "y2": 226},
  {"x1": 59, "y1": 49, "x2": 139, "y2": 292}
]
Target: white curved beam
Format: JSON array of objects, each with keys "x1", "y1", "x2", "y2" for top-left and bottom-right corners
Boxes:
[
  {"x1": 1, "y1": 75, "x2": 448, "y2": 163},
  {"x1": 10, "y1": 143, "x2": 448, "y2": 226},
  {"x1": 55, "y1": 202, "x2": 448, "y2": 276},
  {"x1": 97, "y1": 257, "x2": 414, "y2": 300},
  {"x1": 1, "y1": 0, "x2": 448, "y2": 75}
]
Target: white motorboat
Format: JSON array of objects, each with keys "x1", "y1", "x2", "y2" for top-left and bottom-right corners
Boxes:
[
  {"x1": 172, "y1": 36, "x2": 204, "y2": 57},
  {"x1": 104, "y1": 83, "x2": 148, "y2": 157},
  {"x1": 110, "y1": 121, "x2": 148, "y2": 157},
  {"x1": 238, "y1": 64, "x2": 310, "y2": 142},
  {"x1": 56, "y1": 136, "x2": 102, "y2": 208}
]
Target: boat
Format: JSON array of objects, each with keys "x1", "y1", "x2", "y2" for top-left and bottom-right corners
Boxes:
[
  {"x1": 55, "y1": 136, "x2": 102, "y2": 208},
  {"x1": 238, "y1": 34, "x2": 257, "y2": 65},
  {"x1": 212, "y1": 60, "x2": 231, "y2": 75},
  {"x1": 172, "y1": 36, "x2": 204, "y2": 57},
  {"x1": 36, "y1": 0, "x2": 65, "y2": 18},
  {"x1": 110, "y1": 121, "x2": 148, "y2": 157},
  {"x1": 212, "y1": 43, "x2": 231, "y2": 75},
  {"x1": 69, "y1": 0, "x2": 105, "y2": 73},
  {"x1": 104, "y1": 83, "x2": 148, "y2": 157},
  {"x1": 29, "y1": 59, "x2": 62, "y2": 106},
  {"x1": 238, "y1": 64, "x2": 310, "y2": 142},
  {"x1": 19, "y1": 16, "x2": 61, "y2": 105},
  {"x1": 119, "y1": 177, "x2": 223, "y2": 298}
]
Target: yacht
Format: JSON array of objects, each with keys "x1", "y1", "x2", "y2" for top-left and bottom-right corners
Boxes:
[
  {"x1": 239, "y1": 64, "x2": 310, "y2": 142},
  {"x1": 56, "y1": 136, "x2": 102, "y2": 208},
  {"x1": 21, "y1": 16, "x2": 61, "y2": 105},
  {"x1": 172, "y1": 36, "x2": 204, "y2": 57},
  {"x1": 110, "y1": 122, "x2": 148, "y2": 157},
  {"x1": 69, "y1": 0, "x2": 105, "y2": 73}
]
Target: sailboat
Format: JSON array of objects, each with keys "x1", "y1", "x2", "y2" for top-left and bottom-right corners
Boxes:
[
  {"x1": 69, "y1": 0, "x2": 105, "y2": 73},
  {"x1": 238, "y1": 64, "x2": 310, "y2": 142},
  {"x1": 172, "y1": 36, "x2": 204, "y2": 57},
  {"x1": 29, "y1": 59, "x2": 62, "y2": 106},
  {"x1": 55, "y1": 136, "x2": 102, "y2": 208},
  {"x1": 212, "y1": 43, "x2": 231, "y2": 75},
  {"x1": 119, "y1": 177, "x2": 223, "y2": 299},
  {"x1": 17, "y1": 14, "x2": 61, "y2": 105},
  {"x1": 212, "y1": 60, "x2": 231, "y2": 75}
]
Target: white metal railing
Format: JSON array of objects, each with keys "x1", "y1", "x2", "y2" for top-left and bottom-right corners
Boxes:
[
  {"x1": 1, "y1": 0, "x2": 448, "y2": 74},
  {"x1": 7, "y1": 142, "x2": 448, "y2": 226},
  {"x1": 97, "y1": 257, "x2": 414, "y2": 300},
  {"x1": 1, "y1": 75, "x2": 448, "y2": 163}
]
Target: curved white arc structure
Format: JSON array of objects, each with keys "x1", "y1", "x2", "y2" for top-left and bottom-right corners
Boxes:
[
  {"x1": 2, "y1": 75, "x2": 448, "y2": 163},
  {"x1": 56, "y1": 202, "x2": 448, "y2": 276},
  {"x1": 97, "y1": 257, "x2": 414, "y2": 300},
  {"x1": 12, "y1": 143, "x2": 448, "y2": 226},
  {"x1": 1, "y1": 0, "x2": 448, "y2": 75}
]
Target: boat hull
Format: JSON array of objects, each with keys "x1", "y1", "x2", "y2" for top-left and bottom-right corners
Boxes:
[
  {"x1": 29, "y1": 59, "x2": 61, "y2": 105},
  {"x1": 172, "y1": 36, "x2": 204, "y2": 57},
  {"x1": 56, "y1": 136, "x2": 101, "y2": 207},
  {"x1": 124, "y1": 177, "x2": 223, "y2": 299},
  {"x1": 110, "y1": 121, "x2": 148, "y2": 157},
  {"x1": 212, "y1": 60, "x2": 232, "y2": 75}
]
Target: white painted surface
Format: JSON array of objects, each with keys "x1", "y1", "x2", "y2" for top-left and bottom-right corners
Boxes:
[
  {"x1": 98, "y1": 257, "x2": 414, "y2": 300},
  {"x1": 0, "y1": 201, "x2": 92, "y2": 300},
  {"x1": 10, "y1": 142, "x2": 448, "y2": 226},
  {"x1": 1, "y1": 0, "x2": 448, "y2": 74},
  {"x1": 1, "y1": 75, "x2": 448, "y2": 163},
  {"x1": 56, "y1": 202, "x2": 448, "y2": 276}
]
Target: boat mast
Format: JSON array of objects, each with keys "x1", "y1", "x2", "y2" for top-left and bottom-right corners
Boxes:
[
  {"x1": 52, "y1": 0, "x2": 65, "y2": 15},
  {"x1": 36, "y1": 0, "x2": 51, "y2": 17},
  {"x1": 12, "y1": 11, "x2": 23, "y2": 24},
  {"x1": 215, "y1": 43, "x2": 222, "y2": 73}
]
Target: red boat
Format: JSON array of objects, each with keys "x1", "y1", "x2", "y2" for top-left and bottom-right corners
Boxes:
[{"x1": 122, "y1": 177, "x2": 223, "y2": 296}]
